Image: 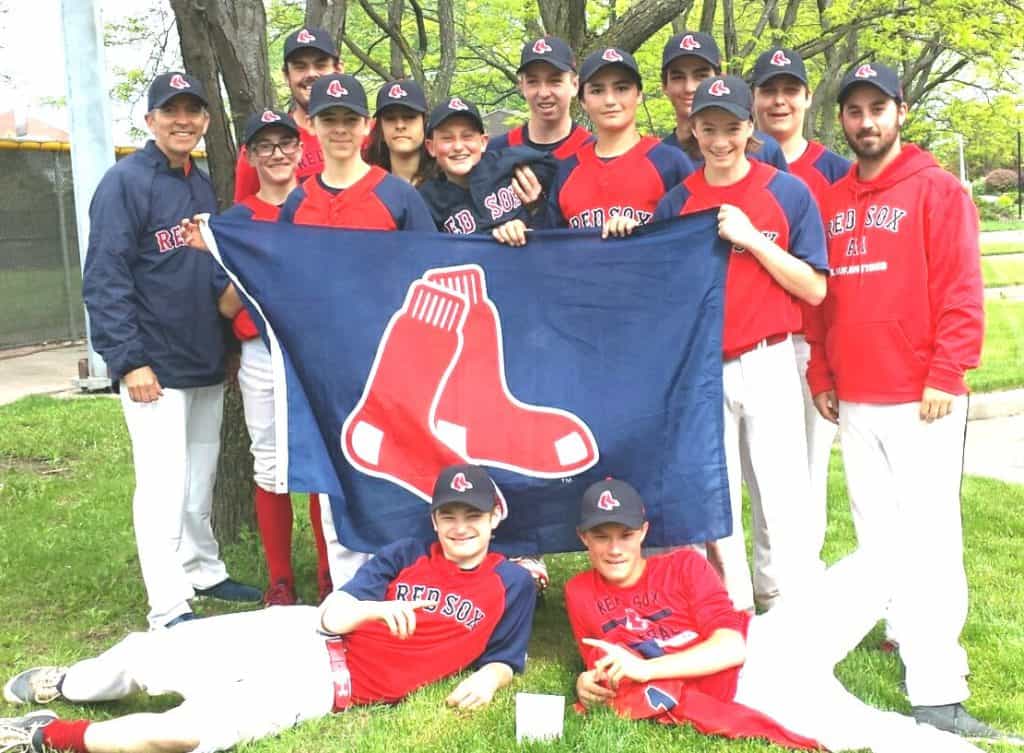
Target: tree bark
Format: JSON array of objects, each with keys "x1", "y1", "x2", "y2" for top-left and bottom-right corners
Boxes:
[
  {"x1": 212, "y1": 375, "x2": 255, "y2": 544},
  {"x1": 590, "y1": 0, "x2": 691, "y2": 53}
]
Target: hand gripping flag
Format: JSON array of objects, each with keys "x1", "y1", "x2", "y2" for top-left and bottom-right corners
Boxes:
[{"x1": 205, "y1": 214, "x2": 731, "y2": 556}]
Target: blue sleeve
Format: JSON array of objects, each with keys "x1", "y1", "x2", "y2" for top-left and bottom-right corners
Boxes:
[
  {"x1": 816, "y1": 150, "x2": 852, "y2": 184},
  {"x1": 400, "y1": 185, "x2": 440, "y2": 232},
  {"x1": 651, "y1": 144, "x2": 695, "y2": 192},
  {"x1": 474, "y1": 560, "x2": 537, "y2": 673},
  {"x1": 81, "y1": 166, "x2": 147, "y2": 379},
  {"x1": 222, "y1": 203, "x2": 256, "y2": 220},
  {"x1": 653, "y1": 183, "x2": 690, "y2": 223},
  {"x1": 488, "y1": 132, "x2": 510, "y2": 152},
  {"x1": 753, "y1": 131, "x2": 789, "y2": 172},
  {"x1": 341, "y1": 539, "x2": 429, "y2": 599},
  {"x1": 770, "y1": 173, "x2": 828, "y2": 272},
  {"x1": 279, "y1": 186, "x2": 306, "y2": 223},
  {"x1": 540, "y1": 159, "x2": 574, "y2": 229}
]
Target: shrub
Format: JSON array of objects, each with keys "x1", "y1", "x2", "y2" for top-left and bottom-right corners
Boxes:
[
  {"x1": 983, "y1": 168, "x2": 1020, "y2": 193},
  {"x1": 977, "y1": 193, "x2": 1017, "y2": 221}
]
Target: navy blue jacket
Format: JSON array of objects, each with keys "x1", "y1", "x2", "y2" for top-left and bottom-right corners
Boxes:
[{"x1": 82, "y1": 141, "x2": 226, "y2": 387}]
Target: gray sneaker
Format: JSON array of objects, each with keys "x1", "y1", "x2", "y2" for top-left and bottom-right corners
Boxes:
[
  {"x1": 912, "y1": 703, "x2": 1024, "y2": 745},
  {"x1": 2, "y1": 667, "x2": 66, "y2": 705},
  {"x1": 0, "y1": 709, "x2": 58, "y2": 753}
]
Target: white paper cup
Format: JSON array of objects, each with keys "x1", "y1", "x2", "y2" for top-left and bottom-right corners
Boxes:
[{"x1": 515, "y1": 692, "x2": 565, "y2": 743}]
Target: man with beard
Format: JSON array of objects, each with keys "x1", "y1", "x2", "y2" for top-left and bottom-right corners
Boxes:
[
  {"x1": 233, "y1": 27, "x2": 342, "y2": 200},
  {"x1": 806, "y1": 63, "x2": 1002, "y2": 742}
]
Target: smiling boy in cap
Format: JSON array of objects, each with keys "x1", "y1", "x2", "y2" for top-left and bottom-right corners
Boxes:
[
  {"x1": 0, "y1": 465, "x2": 536, "y2": 753},
  {"x1": 234, "y1": 27, "x2": 343, "y2": 201},
  {"x1": 565, "y1": 478, "x2": 1001, "y2": 752}
]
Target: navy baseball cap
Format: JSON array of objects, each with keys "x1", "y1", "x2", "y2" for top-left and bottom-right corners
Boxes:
[
  {"x1": 427, "y1": 96, "x2": 485, "y2": 134},
  {"x1": 308, "y1": 74, "x2": 369, "y2": 118},
  {"x1": 242, "y1": 109, "x2": 300, "y2": 145},
  {"x1": 147, "y1": 72, "x2": 208, "y2": 111},
  {"x1": 691, "y1": 75, "x2": 753, "y2": 120},
  {"x1": 375, "y1": 79, "x2": 429, "y2": 117},
  {"x1": 752, "y1": 47, "x2": 808, "y2": 87},
  {"x1": 578, "y1": 478, "x2": 647, "y2": 532},
  {"x1": 283, "y1": 27, "x2": 339, "y2": 63},
  {"x1": 579, "y1": 47, "x2": 642, "y2": 91},
  {"x1": 837, "y1": 62, "x2": 903, "y2": 104},
  {"x1": 662, "y1": 32, "x2": 721, "y2": 73},
  {"x1": 518, "y1": 36, "x2": 577, "y2": 74},
  {"x1": 431, "y1": 465, "x2": 501, "y2": 513}
]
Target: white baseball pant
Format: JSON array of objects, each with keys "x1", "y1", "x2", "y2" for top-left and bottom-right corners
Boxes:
[
  {"x1": 745, "y1": 333, "x2": 835, "y2": 609},
  {"x1": 715, "y1": 335, "x2": 824, "y2": 612},
  {"x1": 60, "y1": 606, "x2": 334, "y2": 753},
  {"x1": 733, "y1": 550, "x2": 984, "y2": 753},
  {"x1": 119, "y1": 385, "x2": 229, "y2": 629},
  {"x1": 237, "y1": 339, "x2": 279, "y2": 492},
  {"x1": 838, "y1": 396, "x2": 971, "y2": 706}
]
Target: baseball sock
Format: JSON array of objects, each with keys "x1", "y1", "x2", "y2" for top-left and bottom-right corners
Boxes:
[
  {"x1": 38, "y1": 719, "x2": 89, "y2": 752},
  {"x1": 308, "y1": 493, "x2": 332, "y2": 596},
  {"x1": 425, "y1": 266, "x2": 598, "y2": 475},
  {"x1": 254, "y1": 487, "x2": 294, "y2": 587},
  {"x1": 342, "y1": 281, "x2": 477, "y2": 501}
]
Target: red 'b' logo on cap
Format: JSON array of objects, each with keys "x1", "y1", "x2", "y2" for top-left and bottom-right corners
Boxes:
[
  {"x1": 532, "y1": 39, "x2": 553, "y2": 54},
  {"x1": 387, "y1": 84, "x2": 408, "y2": 99},
  {"x1": 708, "y1": 79, "x2": 730, "y2": 96},
  {"x1": 601, "y1": 48, "x2": 624, "y2": 63},
  {"x1": 597, "y1": 490, "x2": 620, "y2": 511},
  {"x1": 770, "y1": 50, "x2": 791, "y2": 66},
  {"x1": 169, "y1": 74, "x2": 190, "y2": 90},
  {"x1": 260, "y1": 110, "x2": 280, "y2": 123},
  {"x1": 854, "y1": 64, "x2": 877, "y2": 79},
  {"x1": 448, "y1": 97, "x2": 469, "y2": 111},
  {"x1": 450, "y1": 472, "x2": 473, "y2": 492},
  {"x1": 296, "y1": 29, "x2": 316, "y2": 44},
  {"x1": 326, "y1": 80, "x2": 347, "y2": 98},
  {"x1": 679, "y1": 34, "x2": 701, "y2": 51}
]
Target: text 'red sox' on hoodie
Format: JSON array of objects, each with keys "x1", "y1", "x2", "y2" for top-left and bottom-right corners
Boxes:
[{"x1": 805, "y1": 144, "x2": 984, "y2": 403}]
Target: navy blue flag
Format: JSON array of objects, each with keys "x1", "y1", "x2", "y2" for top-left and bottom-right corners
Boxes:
[{"x1": 208, "y1": 214, "x2": 730, "y2": 556}]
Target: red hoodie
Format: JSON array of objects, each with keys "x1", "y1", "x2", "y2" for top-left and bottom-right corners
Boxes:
[{"x1": 805, "y1": 144, "x2": 983, "y2": 403}]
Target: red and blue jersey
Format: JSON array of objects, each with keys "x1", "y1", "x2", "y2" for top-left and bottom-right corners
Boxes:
[
  {"x1": 654, "y1": 160, "x2": 828, "y2": 356},
  {"x1": 341, "y1": 538, "x2": 535, "y2": 704},
  {"x1": 488, "y1": 122, "x2": 592, "y2": 161},
  {"x1": 234, "y1": 125, "x2": 324, "y2": 202},
  {"x1": 280, "y1": 166, "x2": 436, "y2": 231},
  {"x1": 546, "y1": 136, "x2": 694, "y2": 229},
  {"x1": 662, "y1": 128, "x2": 789, "y2": 172}
]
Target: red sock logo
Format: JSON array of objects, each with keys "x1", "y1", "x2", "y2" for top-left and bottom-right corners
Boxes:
[
  {"x1": 425, "y1": 265, "x2": 598, "y2": 476},
  {"x1": 342, "y1": 266, "x2": 598, "y2": 510}
]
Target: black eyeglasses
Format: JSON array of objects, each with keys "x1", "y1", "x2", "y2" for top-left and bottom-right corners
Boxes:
[{"x1": 250, "y1": 138, "x2": 300, "y2": 157}]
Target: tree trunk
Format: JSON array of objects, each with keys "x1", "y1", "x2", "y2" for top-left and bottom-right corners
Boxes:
[{"x1": 212, "y1": 374, "x2": 255, "y2": 544}]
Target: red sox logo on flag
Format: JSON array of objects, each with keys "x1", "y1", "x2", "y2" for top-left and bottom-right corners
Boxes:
[
  {"x1": 169, "y1": 74, "x2": 190, "y2": 90},
  {"x1": 260, "y1": 110, "x2": 281, "y2": 123},
  {"x1": 296, "y1": 29, "x2": 316, "y2": 44},
  {"x1": 326, "y1": 80, "x2": 348, "y2": 98},
  {"x1": 532, "y1": 39, "x2": 553, "y2": 54},
  {"x1": 448, "y1": 97, "x2": 470, "y2": 111},
  {"x1": 708, "y1": 79, "x2": 730, "y2": 96},
  {"x1": 450, "y1": 472, "x2": 473, "y2": 492},
  {"x1": 387, "y1": 83, "x2": 408, "y2": 99},
  {"x1": 770, "y1": 50, "x2": 791, "y2": 66},
  {"x1": 679, "y1": 34, "x2": 701, "y2": 50},
  {"x1": 341, "y1": 264, "x2": 600, "y2": 517},
  {"x1": 597, "y1": 490, "x2": 620, "y2": 511},
  {"x1": 854, "y1": 64, "x2": 877, "y2": 79},
  {"x1": 601, "y1": 48, "x2": 624, "y2": 63}
]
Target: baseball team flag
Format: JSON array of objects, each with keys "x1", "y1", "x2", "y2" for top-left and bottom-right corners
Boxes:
[{"x1": 205, "y1": 214, "x2": 731, "y2": 556}]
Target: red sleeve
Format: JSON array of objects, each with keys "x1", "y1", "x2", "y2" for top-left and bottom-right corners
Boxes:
[
  {"x1": 804, "y1": 301, "x2": 834, "y2": 396},
  {"x1": 924, "y1": 180, "x2": 984, "y2": 393},
  {"x1": 564, "y1": 576, "x2": 604, "y2": 668},
  {"x1": 233, "y1": 146, "x2": 260, "y2": 202},
  {"x1": 677, "y1": 552, "x2": 749, "y2": 638}
]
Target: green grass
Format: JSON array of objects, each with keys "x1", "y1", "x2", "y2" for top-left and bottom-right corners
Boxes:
[
  {"x1": 969, "y1": 299, "x2": 1024, "y2": 393},
  {"x1": 1, "y1": 396, "x2": 1022, "y2": 752},
  {"x1": 981, "y1": 241, "x2": 1024, "y2": 257},
  {"x1": 982, "y1": 256, "x2": 1024, "y2": 288},
  {"x1": 980, "y1": 219, "x2": 1024, "y2": 232}
]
